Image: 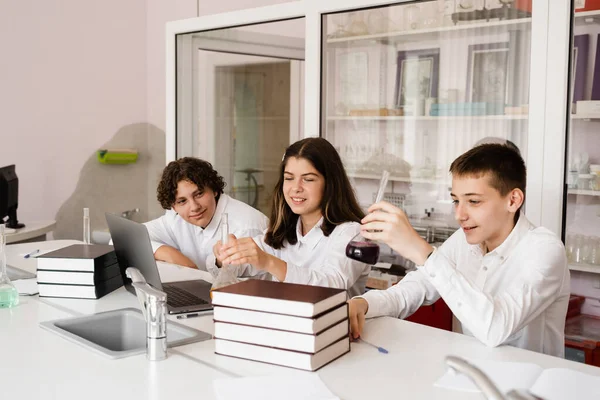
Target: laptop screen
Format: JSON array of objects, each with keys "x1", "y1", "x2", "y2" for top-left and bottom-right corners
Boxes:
[{"x1": 105, "y1": 213, "x2": 164, "y2": 295}]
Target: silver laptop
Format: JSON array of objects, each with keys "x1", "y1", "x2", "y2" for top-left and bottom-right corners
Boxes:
[{"x1": 105, "y1": 213, "x2": 213, "y2": 314}]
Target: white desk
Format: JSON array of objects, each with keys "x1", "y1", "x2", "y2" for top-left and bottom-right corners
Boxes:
[
  {"x1": 6, "y1": 239, "x2": 80, "y2": 274},
  {"x1": 5, "y1": 220, "x2": 56, "y2": 244},
  {"x1": 4, "y1": 240, "x2": 600, "y2": 400},
  {"x1": 0, "y1": 298, "x2": 229, "y2": 400}
]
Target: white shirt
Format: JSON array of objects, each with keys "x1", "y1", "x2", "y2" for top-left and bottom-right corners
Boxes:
[
  {"x1": 144, "y1": 194, "x2": 268, "y2": 271},
  {"x1": 361, "y1": 214, "x2": 570, "y2": 357},
  {"x1": 237, "y1": 218, "x2": 371, "y2": 298}
]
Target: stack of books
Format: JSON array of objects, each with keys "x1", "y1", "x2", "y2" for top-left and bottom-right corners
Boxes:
[
  {"x1": 211, "y1": 280, "x2": 350, "y2": 371},
  {"x1": 36, "y1": 244, "x2": 123, "y2": 299}
]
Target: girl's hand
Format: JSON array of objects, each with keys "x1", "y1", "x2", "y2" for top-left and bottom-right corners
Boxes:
[
  {"x1": 213, "y1": 234, "x2": 237, "y2": 267},
  {"x1": 220, "y1": 237, "x2": 288, "y2": 281},
  {"x1": 220, "y1": 237, "x2": 270, "y2": 269}
]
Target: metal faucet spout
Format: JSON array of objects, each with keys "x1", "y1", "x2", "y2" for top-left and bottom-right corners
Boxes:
[{"x1": 125, "y1": 267, "x2": 168, "y2": 361}]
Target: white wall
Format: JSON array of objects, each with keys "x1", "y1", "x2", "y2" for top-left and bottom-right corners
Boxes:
[
  {"x1": 146, "y1": 0, "x2": 197, "y2": 132},
  {"x1": 0, "y1": 0, "x2": 147, "y2": 223},
  {"x1": 1, "y1": 0, "x2": 296, "y2": 224}
]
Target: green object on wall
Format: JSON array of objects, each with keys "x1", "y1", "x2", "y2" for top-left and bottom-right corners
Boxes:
[{"x1": 96, "y1": 149, "x2": 138, "y2": 164}]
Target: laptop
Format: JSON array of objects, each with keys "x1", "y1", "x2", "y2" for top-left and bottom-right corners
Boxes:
[{"x1": 105, "y1": 213, "x2": 213, "y2": 314}]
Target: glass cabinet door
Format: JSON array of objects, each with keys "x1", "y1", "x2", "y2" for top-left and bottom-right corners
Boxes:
[
  {"x1": 175, "y1": 19, "x2": 305, "y2": 215},
  {"x1": 321, "y1": 0, "x2": 534, "y2": 255},
  {"x1": 564, "y1": 4, "x2": 600, "y2": 272}
]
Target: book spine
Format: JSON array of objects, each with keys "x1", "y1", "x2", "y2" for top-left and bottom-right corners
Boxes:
[
  {"x1": 37, "y1": 263, "x2": 121, "y2": 284},
  {"x1": 93, "y1": 274, "x2": 124, "y2": 298},
  {"x1": 38, "y1": 273, "x2": 123, "y2": 299}
]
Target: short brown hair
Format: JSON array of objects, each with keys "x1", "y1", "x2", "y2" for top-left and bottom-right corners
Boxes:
[
  {"x1": 156, "y1": 157, "x2": 225, "y2": 209},
  {"x1": 450, "y1": 143, "x2": 526, "y2": 204},
  {"x1": 265, "y1": 138, "x2": 364, "y2": 249}
]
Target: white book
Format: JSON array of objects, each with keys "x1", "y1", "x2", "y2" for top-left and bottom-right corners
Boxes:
[
  {"x1": 36, "y1": 244, "x2": 117, "y2": 272},
  {"x1": 214, "y1": 336, "x2": 350, "y2": 372},
  {"x1": 435, "y1": 359, "x2": 600, "y2": 400},
  {"x1": 214, "y1": 319, "x2": 348, "y2": 353},
  {"x1": 213, "y1": 303, "x2": 348, "y2": 334},
  {"x1": 37, "y1": 263, "x2": 121, "y2": 285},
  {"x1": 37, "y1": 274, "x2": 123, "y2": 299}
]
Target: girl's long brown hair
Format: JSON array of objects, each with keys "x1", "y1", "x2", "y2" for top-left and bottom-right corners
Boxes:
[{"x1": 264, "y1": 138, "x2": 365, "y2": 249}]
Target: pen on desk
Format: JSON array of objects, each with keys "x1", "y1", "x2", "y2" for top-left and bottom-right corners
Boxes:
[
  {"x1": 24, "y1": 249, "x2": 40, "y2": 259},
  {"x1": 177, "y1": 313, "x2": 201, "y2": 319},
  {"x1": 358, "y1": 338, "x2": 389, "y2": 354}
]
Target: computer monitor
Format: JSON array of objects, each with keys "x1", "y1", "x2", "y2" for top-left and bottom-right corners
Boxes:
[{"x1": 0, "y1": 165, "x2": 25, "y2": 229}]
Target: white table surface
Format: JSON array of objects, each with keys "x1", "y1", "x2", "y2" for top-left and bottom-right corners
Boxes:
[
  {"x1": 5, "y1": 220, "x2": 56, "y2": 243},
  {"x1": 4, "y1": 240, "x2": 600, "y2": 400}
]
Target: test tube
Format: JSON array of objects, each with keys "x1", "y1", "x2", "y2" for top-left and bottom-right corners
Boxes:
[
  {"x1": 83, "y1": 208, "x2": 91, "y2": 244},
  {"x1": 374, "y1": 170, "x2": 390, "y2": 204}
]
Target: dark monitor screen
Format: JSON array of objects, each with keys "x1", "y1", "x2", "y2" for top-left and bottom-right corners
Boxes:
[{"x1": 0, "y1": 165, "x2": 24, "y2": 229}]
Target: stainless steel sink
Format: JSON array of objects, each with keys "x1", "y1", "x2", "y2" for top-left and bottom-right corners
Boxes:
[{"x1": 40, "y1": 308, "x2": 211, "y2": 359}]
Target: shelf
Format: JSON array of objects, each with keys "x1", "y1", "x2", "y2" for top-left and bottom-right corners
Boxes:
[
  {"x1": 574, "y1": 9, "x2": 600, "y2": 25},
  {"x1": 569, "y1": 263, "x2": 600, "y2": 274},
  {"x1": 328, "y1": 115, "x2": 528, "y2": 121},
  {"x1": 567, "y1": 189, "x2": 600, "y2": 196},
  {"x1": 347, "y1": 172, "x2": 449, "y2": 185},
  {"x1": 326, "y1": 9, "x2": 599, "y2": 47},
  {"x1": 571, "y1": 114, "x2": 600, "y2": 120},
  {"x1": 326, "y1": 17, "x2": 531, "y2": 46}
]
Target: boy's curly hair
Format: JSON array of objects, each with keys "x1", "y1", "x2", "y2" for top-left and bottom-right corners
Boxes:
[{"x1": 156, "y1": 158, "x2": 226, "y2": 209}]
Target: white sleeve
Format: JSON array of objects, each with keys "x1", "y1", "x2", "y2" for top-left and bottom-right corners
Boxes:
[
  {"x1": 421, "y1": 237, "x2": 568, "y2": 347},
  {"x1": 143, "y1": 214, "x2": 178, "y2": 254},
  {"x1": 360, "y1": 268, "x2": 440, "y2": 319},
  {"x1": 359, "y1": 228, "x2": 466, "y2": 319},
  {"x1": 283, "y1": 224, "x2": 369, "y2": 291}
]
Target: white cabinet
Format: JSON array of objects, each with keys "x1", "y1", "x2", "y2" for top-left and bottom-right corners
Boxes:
[
  {"x1": 166, "y1": 1, "x2": 594, "y2": 266},
  {"x1": 565, "y1": 9, "x2": 600, "y2": 274},
  {"x1": 321, "y1": 2, "x2": 534, "y2": 234}
]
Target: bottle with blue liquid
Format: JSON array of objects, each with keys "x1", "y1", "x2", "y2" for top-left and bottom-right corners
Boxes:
[{"x1": 0, "y1": 224, "x2": 19, "y2": 308}]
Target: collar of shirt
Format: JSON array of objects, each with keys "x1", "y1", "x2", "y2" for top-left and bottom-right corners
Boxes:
[
  {"x1": 469, "y1": 212, "x2": 532, "y2": 262},
  {"x1": 195, "y1": 194, "x2": 229, "y2": 238},
  {"x1": 295, "y1": 216, "x2": 324, "y2": 250}
]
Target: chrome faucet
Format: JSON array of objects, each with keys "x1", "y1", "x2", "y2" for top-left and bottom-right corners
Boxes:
[
  {"x1": 121, "y1": 208, "x2": 140, "y2": 220},
  {"x1": 445, "y1": 356, "x2": 542, "y2": 400},
  {"x1": 126, "y1": 267, "x2": 168, "y2": 361}
]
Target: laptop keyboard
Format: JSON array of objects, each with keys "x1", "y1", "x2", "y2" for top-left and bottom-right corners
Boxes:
[{"x1": 163, "y1": 285, "x2": 209, "y2": 308}]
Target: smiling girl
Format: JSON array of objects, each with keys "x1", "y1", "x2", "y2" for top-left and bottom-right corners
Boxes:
[{"x1": 214, "y1": 137, "x2": 371, "y2": 297}]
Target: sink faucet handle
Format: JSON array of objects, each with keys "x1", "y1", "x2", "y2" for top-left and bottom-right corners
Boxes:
[
  {"x1": 131, "y1": 281, "x2": 167, "y2": 303},
  {"x1": 125, "y1": 267, "x2": 147, "y2": 284},
  {"x1": 126, "y1": 267, "x2": 167, "y2": 319},
  {"x1": 445, "y1": 356, "x2": 505, "y2": 400}
]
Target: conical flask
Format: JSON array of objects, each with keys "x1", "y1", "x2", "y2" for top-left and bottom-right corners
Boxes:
[
  {"x1": 0, "y1": 224, "x2": 19, "y2": 308},
  {"x1": 345, "y1": 170, "x2": 389, "y2": 265}
]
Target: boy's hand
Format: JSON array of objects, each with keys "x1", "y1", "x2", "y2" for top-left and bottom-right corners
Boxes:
[
  {"x1": 213, "y1": 234, "x2": 237, "y2": 267},
  {"x1": 348, "y1": 298, "x2": 369, "y2": 339},
  {"x1": 361, "y1": 201, "x2": 433, "y2": 265}
]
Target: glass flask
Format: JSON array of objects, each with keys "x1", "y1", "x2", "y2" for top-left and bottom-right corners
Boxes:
[{"x1": 0, "y1": 224, "x2": 19, "y2": 308}]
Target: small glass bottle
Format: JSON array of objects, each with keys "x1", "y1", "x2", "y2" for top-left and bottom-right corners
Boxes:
[
  {"x1": 211, "y1": 214, "x2": 240, "y2": 293},
  {"x1": 0, "y1": 224, "x2": 19, "y2": 308},
  {"x1": 83, "y1": 207, "x2": 91, "y2": 244}
]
